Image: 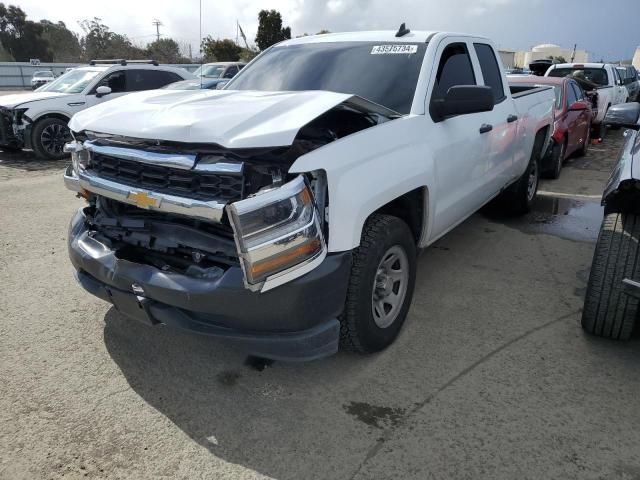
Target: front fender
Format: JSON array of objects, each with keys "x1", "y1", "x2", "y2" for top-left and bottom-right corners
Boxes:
[
  {"x1": 289, "y1": 115, "x2": 433, "y2": 252},
  {"x1": 603, "y1": 128, "x2": 640, "y2": 214}
]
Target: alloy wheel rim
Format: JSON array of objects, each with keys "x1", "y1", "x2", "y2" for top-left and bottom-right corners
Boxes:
[
  {"x1": 40, "y1": 124, "x2": 70, "y2": 155},
  {"x1": 371, "y1": 245, "x2": 409, "y2": 328}
]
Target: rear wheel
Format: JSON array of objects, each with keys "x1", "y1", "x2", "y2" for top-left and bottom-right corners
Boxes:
[
  {"x1": 32, "y1": 117, "x2": 71, "y2": 160},
  {"x1": 582, "y1": 213, "x2": 640, "y2": 340},
  {"x1": 500, "y1": 140, "x2": 540, "y2": 215},
  {"x1": 576, "y1": 124, "x2": 590, "y2": 157},
  {"x1": 544, "y1": 139, "x2": 565, "y2": 180},
  {"x1": 339, "y1": 214, "x2": 417, "y2": 353}
]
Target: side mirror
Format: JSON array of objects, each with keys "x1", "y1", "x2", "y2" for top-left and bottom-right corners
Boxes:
[
  {"x1": 569, "y1": 101, "x2": 588, "y2": 111},
  {"x1": 604, "y1": 102, "x2": 640, "y2": 129},
  {"x1": 430, "y1": 85, "x2": 494, "y2": 122},
  {"x1": 95, "y1": 85, "x2": 112, "y2": 98}
]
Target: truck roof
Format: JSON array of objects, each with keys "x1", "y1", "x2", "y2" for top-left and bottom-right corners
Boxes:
[
  {"x1": 282, "y1": 30, "x2": 439, "y2": 45},
  {"x1": 550, "y1": 62, "x2": 609, "y2": 69}
]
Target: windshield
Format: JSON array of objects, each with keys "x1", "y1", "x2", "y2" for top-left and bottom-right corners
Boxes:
[
  {"x1": 227, "y1": 42, "x2": 427, "y2": 114},
  {"x1": 34, "y1": 71, "x2": 53, "y2": 78},
  {"x1": 547, "y1": 67, "x2": 609, "y2": 87},
  {"x1": 193, "y1": 64, "x2": 226, "y2": 78},
  {"x1": 552, "y1": 86, "x2": 562, "y2": 109},
  {"x1": 39, "y1": 69, "x2": 102, "y2": 94}
]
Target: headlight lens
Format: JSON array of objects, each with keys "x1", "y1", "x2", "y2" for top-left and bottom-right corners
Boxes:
[
  {"x1": 228, "y1": 175, "x2": 325, "y2": 288},
  {"x1": 64, "y1": 141, "x2": 89, "y2": 174}
]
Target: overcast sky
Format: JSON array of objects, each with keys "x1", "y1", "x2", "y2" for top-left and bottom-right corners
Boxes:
[{"x1": 16, "y1": 0, "x2": 640, "y2": 61}]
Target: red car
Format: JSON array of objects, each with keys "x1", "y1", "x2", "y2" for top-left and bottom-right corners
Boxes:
[{"x1": 508, "y1": 75, "x2": 593, "y2": 179}]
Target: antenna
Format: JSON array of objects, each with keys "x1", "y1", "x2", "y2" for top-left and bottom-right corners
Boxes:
[
  {"x1": 395, "y1": 23, "x2": 410, "y2": 38},
  {"x1": 570, "y1": 43, "x2": 577, "y2": 63},
  {"x1": 152, "y1": 19, "x2": 163, "y2": 42}
]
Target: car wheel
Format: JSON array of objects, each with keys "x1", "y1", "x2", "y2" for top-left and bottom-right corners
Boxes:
[
  {"x1": 501, "y1": 143, "x2": 540, "y2": 215},
  {"x1": 582, "y1": 213, "x2": 640, "y2": 340},
  {"x1": 32, "y1": 117, "x2": 71, "y2": 160},
  {"x1": 339, "y1": 214, "x2": 417, "y2": 353},
  {"x1": 544, "y1": 139, "x2": 565, "y2": 180}
]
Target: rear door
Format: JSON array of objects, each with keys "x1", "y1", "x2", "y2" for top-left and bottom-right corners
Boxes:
[
  {"x1": 564, "y1": 80, "x2": 580, "y2": 151},
  {"x1": 472, "y1": 42, "x2": 517, "y2": 193},
  {"x1": 427, "y1": 39, "x2": 492, "y2": 238},
  {"x1": 570, "y1": 81, "x2": 591, "y2": 151}
]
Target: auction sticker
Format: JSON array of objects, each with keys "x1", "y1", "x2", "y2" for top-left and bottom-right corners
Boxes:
[{"x1": 371, "y1": 44, "x2": 418, "y2": 55}]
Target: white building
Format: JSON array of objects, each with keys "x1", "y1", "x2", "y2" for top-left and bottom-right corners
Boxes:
[{"x1": 514, "y1": 43, "x2": 589, "y2": 68}]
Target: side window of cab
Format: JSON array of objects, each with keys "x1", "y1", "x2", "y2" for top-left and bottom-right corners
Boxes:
[{"x1": 429, "y1": 43, "x2": 476, "y2": 121}]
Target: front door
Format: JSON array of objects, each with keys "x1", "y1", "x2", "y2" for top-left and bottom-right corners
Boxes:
[{"x1": 427, "y1": 40, "x2": 492, "y2": 239}]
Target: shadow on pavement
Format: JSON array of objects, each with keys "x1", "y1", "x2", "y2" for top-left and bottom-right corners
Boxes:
[
  {"x1": 0, "y1": 149, "x2": 68, "y2": 175},
  {"x1": 102, "y1": 307, "x2": 370, "y2": 479}
]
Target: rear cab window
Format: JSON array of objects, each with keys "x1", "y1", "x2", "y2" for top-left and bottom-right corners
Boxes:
[
  {"x1": 547, "y1": 67, "x2": 609, "y2": 88},
  {"x1": 473, "y1": 43, "x2": 505, "y2": 104}
]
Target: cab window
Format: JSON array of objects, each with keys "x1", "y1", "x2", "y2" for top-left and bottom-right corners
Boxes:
[
  {"x1": 474, "y1": 43, "x2": 505, "y2": 103},
  {"x1": 431, "y1": 43, "x2": 476, "y2": 103}
]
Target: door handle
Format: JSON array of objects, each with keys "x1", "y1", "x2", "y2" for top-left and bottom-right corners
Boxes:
[
  {"x1": 479, "y1": 124, "x2": 493, "y2": 134},
  {"x1": 507, "y1": 114, "x2": 518, "y2": 123}
]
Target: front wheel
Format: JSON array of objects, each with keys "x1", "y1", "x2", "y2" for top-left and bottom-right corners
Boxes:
[
  {"x1": 582, "y1": 213, "x2": 640, "y2": 340},
  {"x1": 32, "y1": 117, "x2": 72, "y2": 160},
  {"x1": 339, "y1": 214, "x2": 417, "y2": 353}
]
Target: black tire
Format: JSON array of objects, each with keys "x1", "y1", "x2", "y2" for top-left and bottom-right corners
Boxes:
[
  {"x1": 32, "y1": 117, "x2": 71, "y2": 160},
  {"x1": 576, "y1": 124, "x2": 590, "y2": 157},
  {"x1": 544, "y1": 139, "x2": 565, "y2": 180},
  {"x1": 582, "y1": 213, "x2": 640, "y2": 340},
  {"x1": 339, "y1": 214, "x2": 417, "y2": 353},
  {"x1": 500, "y1": 134, "x2": 542, "y2": 215}
]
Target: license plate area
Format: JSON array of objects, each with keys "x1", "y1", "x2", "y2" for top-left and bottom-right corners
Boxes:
[{"x1": 107, "y1": 288, "x2": 157, "y2": 326}]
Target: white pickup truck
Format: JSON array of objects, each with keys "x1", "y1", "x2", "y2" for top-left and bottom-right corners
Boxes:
[{"x1": 63, "y1": 29, "x2": 554, "y2": 361}]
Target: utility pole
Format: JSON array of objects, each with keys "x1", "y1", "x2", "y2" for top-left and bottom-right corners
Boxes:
[{"x1": 152, "y1": 19, "x2": 162, "y2": 42}]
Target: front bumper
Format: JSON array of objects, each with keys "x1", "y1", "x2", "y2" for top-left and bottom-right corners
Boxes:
[{"x1": 68, "y1": 208, "x2": 351, "y2": 361}]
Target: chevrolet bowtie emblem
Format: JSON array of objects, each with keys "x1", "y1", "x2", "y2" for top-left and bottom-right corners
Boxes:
[{"x1": 127, "y1": 191, "x2": 159, "y2": 209}]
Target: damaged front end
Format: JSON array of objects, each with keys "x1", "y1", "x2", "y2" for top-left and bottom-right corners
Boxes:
[
  {"x1": 0, "y1": 107, "x2": 28, "y2": 149},
  {"x1": 64, "y1": 136, "x2": 328, "y2": 292},
  {"x1": 64, "y1": 96, "x2": 393, "y2": 291}
]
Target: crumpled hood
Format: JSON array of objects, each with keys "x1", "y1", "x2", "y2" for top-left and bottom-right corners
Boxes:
[
  {"x1": 0, "y1": 91, "x2": 68, "y2": 109},
  {"x1": 68, "y1": 89, "x2": 355, "y2": 149}
]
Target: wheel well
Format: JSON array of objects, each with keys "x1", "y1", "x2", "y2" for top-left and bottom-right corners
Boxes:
[
  {"x1": 372, "y1": 187, "x2": 425, "y2": 244},
  {"x1": 33, "y1": 113, "x2": 70, "y2": 125},
  {"x1": 533, "y1": 126, "x2": 550, "y2": 160}
]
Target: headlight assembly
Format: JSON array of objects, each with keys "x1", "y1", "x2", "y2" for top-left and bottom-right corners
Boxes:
[
  {"x1": 228, "y1": 175, "x2": 326, "y2": 291},
  {"x1": 64, "y1": 141, "x2": 89, "y2": 174}
]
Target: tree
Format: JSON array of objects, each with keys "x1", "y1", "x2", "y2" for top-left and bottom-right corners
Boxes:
[
  {"x1": 79, "y1": 18, "x2": 144, "y2": 60},
  {"x1": 40, "y1": 20, "x2": 81, "y2": 62},
  {"x1": 146, "y1": 38, "x2": 185, "y2": 63},
  {"x1": 255, "y1": 9, "x2": 291, "y2": 51},
  {"x1": 0, "y1": 3, "x2": 51, "y2": 61},
  {"x1": 201, "y1": 37, "x2": 241, "y2": 62},
  {"x1": 317, "y1": 29, "x2": 331, "y2": 34}
]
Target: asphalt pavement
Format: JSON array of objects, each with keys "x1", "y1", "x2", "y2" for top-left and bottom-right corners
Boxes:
[{"x1": 1, "y1": 129, "x2": 639, "y2": 480}]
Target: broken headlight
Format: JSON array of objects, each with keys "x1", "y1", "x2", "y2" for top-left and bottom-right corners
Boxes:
[
  {"x1": 64, "y1": 141, "x2": 89, "y2": 174},
  {"x1": 228, "y1": 175, "x2": 325, "y2": 291}
]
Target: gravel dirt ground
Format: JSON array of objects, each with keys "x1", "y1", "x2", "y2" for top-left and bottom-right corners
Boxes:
[{"x1": 1, "y1": 126, "x2": 639, "y2": 480}]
